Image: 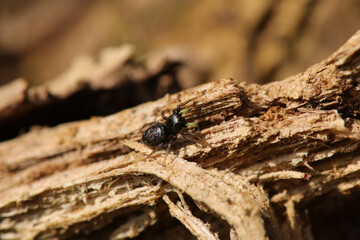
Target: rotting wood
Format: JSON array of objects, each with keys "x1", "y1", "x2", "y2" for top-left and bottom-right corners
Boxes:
[{"x1": 0, "y1": 30, "x2": 360, "y2": 239}]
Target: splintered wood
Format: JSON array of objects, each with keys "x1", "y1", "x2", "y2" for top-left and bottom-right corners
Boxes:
[{"x1": 0, "y1": 30, "x2": 360, "y2": 239}]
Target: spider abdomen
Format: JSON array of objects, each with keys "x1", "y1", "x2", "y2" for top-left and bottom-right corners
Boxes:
[{"x1": 142, "y1": 123, "x2": 170, "y2": 147}]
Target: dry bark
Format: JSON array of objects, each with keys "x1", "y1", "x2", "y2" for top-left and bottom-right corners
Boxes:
[{"x1": 0, "y1": 30, "x2": 360, "y2": 240}]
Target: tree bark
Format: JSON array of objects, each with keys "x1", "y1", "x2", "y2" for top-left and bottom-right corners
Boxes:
[{"x1": 0, "y1": 30, "x2": 360, "y2": 240}]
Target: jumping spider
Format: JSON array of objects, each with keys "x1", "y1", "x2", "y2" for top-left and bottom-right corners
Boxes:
[{"x1": 142, "y1": 100, "x2": 209, "y2": 159}]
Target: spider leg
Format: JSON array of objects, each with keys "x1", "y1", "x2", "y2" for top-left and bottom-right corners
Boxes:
[
  {"x1": 173, "y1": 99, "x2": 194, "y2": 114},
  {"x1": 148, "y1": 145, "x2": 162, "y2": 157},
  {"x1": 161, "y1": 111, "x2": 169, "y2": 121},
  {"x1": 144, "y1": 139, "x2": 168, "y2": 158},
  {"x1": 164, "y1": 136, "x2": 177, "y2": 161},
  {"x1": 181, "y1": 132, "x2": 202, "y2": 146},
  {"x1": 182, "y1": 131, "x2": 211, "y2": 147}
]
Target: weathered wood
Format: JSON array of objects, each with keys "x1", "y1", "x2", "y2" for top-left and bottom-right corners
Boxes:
[{"x1": 0, "y1": 30, "x2": 359, "y2": 239}]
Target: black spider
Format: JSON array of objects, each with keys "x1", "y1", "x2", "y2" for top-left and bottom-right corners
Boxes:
[{"x1": 142, "y1": 100, "x2": 209, "y2": 159}]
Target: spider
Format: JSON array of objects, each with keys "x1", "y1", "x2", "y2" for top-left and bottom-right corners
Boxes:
[{"x1": 141, "y1": 100, "x2": 209, "y2": 159}]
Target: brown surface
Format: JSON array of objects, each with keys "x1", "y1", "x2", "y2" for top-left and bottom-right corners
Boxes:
[
  {"x1": 0, "y1": 30, "x2": 360, "y2": 239},
  {"x1": 1, "y1": 0, "x2": 360, "y2": 86}
]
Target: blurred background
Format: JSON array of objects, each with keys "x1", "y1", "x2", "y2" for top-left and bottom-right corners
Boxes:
[{"x1": 1, "y1": 0, "x2": 359, "y2": 87}]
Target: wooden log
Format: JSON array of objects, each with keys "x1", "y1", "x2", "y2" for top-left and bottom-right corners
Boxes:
[{"x1": 0, "y1": 30, "x2": 359, "y2": 240}]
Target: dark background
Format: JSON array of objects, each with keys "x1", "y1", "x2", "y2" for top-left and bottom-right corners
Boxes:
[{"x1": 1, "y1": 0, "x2": 359, "y2": 87}]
